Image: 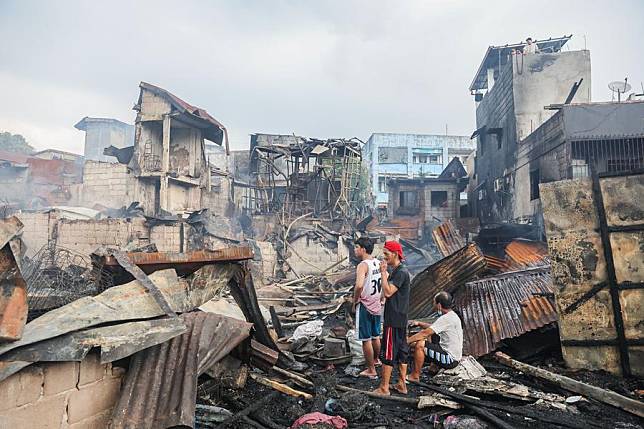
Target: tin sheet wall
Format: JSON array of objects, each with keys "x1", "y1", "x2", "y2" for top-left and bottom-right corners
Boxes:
[{"x1": 541, "y1": 173, "x2": 644, "y2": 376}]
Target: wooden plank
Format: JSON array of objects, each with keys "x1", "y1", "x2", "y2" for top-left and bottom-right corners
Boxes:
[{"x1": 495, "y1": 352, "x2": 644, "y2": 418}]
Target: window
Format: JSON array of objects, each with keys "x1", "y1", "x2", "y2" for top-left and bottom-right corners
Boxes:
[
  {"x1": 400, "y1": 191, "x2": 417, "y2": 208},
  {"x1": 429, "y1": 154, "x2": 442, "y2": 164},
  {"x1": 413, "y1": 153, "x2": 442, "y2": 164},
  {"x1": 378, "y1": 176, "x2": 387, "y2": 193},
  {"x1": 431, "y1": 191, "x2": 448, "y2": 208},
  {"x1": 379, "y1": 147, "x2": 408, "y2": 164},
  {"x1": 397, "y1": 190, "x2": 419, "y2": 215},
  {"x1": 530, "y1": 169, "x2": 540, "y2": 201}
]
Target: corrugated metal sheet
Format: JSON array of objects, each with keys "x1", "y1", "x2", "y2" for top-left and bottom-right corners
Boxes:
[
  {"x1": 110, "y1": 312, "x2": 252, "y2": 429},
  {"x1": 0, "y1": 265, "x2": 242, "y2": 360},
  {"x1": 409, "y1": 243, "x2": 487, "y2": 318},
  {"x1": 505, "y1": 239, "x2": 550, "y2": 268},
  {"x1": 484, "y1": 254, "x2": 512, "y2": 272},
  {"x1": 455, "y1": 267, "x2": 557, "y2": 357},
  {"x1": 432, "y1": 220, "x2": 466, "y2": 257}
]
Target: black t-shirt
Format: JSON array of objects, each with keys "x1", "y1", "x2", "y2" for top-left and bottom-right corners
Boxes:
[{"x1": 383, "y1": 263, "x2": 411, "y2": 328}]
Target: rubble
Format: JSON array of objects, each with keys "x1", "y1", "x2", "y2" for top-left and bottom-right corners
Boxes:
[{"x1": 1, "y1": 45, "x2": 644, "y2": 428}]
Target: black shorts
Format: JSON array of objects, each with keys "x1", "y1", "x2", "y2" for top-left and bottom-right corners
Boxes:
[
  {"x1": 425, "y1": 337, "x2": 459, "y2": 369},
  {"x1": 381, "y1": 326, "x2": 409, "y2": 366}
]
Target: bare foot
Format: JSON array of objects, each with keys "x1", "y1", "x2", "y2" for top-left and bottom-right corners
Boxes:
[
  {"x1": 358, "y1": 369, "x2": 377, "y2": 379},
  {"x1": 391, "y1": 382, "x2": 408, "y2": 395},
  {"x1": 374, "y1": 359, "x2": 382, "y2": 367},
  {"x1": 372, "y1": 386, "x2": 390, "y2": 395},
  {"x1": 406, "y1": 375, "x2": 420, "y2": 383}
]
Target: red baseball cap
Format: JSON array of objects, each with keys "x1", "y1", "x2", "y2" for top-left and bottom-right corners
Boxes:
[{"x1": 384, "y1": 240, "x2": 404, "y2": 260}]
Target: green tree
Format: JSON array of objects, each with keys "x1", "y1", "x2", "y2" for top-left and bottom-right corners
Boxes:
[{"x1": 0, "y1": 132, "x2": 34, "y2": 154}]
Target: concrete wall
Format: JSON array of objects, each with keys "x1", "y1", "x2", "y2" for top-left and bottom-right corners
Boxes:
[
  {"x1": 16, "y1": 211, "x2": 59, "y2": 257},
  {"x1": 0, "y1": 354, "x2": 124, "y2": 429},
  {"x1": 286, "y1": 236, "x2": 339, "y2": 277},
  {"x1": 471, "y1": 50, "x2": 591, "y2": 224},
  {"x1": 541, "y1": 175, "x2": 644, "y2": 376},
  {"x1": 169, "y1": 128, "x2": 203, "y2": 178},
  {"x1": 82, "y1": 120, "x2": 135, "y2": 163},
  {"x1": 387, "y1": 180, "x2": 459, "y2": 227},
  {"x1": 202, "y1": 178, "x2": 232, "y2": 217},
  {"x1": 16, "y1": 212, "x2": 184, "y2": 257},
  {"x1": 513, "y1": 51, "x2": 591, "y2": 141},
  {"x1": 77, "y1": 161, "x2": 134, "y2": 209},
  {"x1": 56, "y1": 217, "x2": 150, "y2": 255}
]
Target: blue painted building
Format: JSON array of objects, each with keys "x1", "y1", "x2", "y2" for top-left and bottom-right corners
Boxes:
[{"x1": 363, "y1": 133, "x2": 475, "y2": 207}]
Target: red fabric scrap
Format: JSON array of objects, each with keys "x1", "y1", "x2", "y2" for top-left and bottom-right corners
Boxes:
[{"x1": 290, "y1": 412, "x2": 348, "y2": 429}]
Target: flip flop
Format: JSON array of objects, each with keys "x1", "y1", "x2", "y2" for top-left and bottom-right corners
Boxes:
[
  {"x1": 374, "y1": 359, "x2": 383, "y2": 367},
  {"x1": 358, "y1": 370, "x2": 378, "y2": 380}
]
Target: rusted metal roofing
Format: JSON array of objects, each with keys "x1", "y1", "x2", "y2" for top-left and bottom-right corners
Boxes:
[
  {"x1": 0, "y1": 150, "x2": 30, "y2": 165},
  {"x1": 409, "y1": 243, "x2": 487, "y2": 318},
  {"x1": 0, "y1": 217, "x2": 27, "y2": 341},
  {"x1": 99, "y1": 247, "x2": 253, "y2": 273},
  {"x1": 483, "y1": 254, "x2": 512, "y2": 272},
  {"x1": 432, "y1": 219, "x2": 466, "y2": 257},
  {"x1": 138, "y1": 82, "x2": 226, "y2": 145},
  {"x1": 110, "y1": 311, "x2": 252, "y2": 429},
  {"x1": 455, "y1": 266, "x2": 557, "y2": 357},
  {"x1": 505, "y1": 239, "x2": 550, "y2": 268},
  {"x1": 0, "y1": 265, "x2": 243, "y2": 376}
]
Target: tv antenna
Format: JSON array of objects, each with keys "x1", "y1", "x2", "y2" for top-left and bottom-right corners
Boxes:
[{"x1": 608, "y1": 78, "x2": 631, "y2": 102}]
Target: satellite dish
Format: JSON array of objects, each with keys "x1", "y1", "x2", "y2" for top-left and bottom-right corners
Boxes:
[{"x1": 608, "y1": 79, "x2": 631, "y2": 102}]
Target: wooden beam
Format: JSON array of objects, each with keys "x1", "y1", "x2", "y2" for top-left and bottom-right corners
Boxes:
[
  {"x1": 249, "y1": 373, "x2": 312, "y2": 400},
  {"x1": 495, "y1": 352, "x2": 644, "y2": 418}
]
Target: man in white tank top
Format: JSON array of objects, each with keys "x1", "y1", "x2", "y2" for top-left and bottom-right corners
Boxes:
[{"x1": 352, "y1": 237, "x2": 382, "y2": 379}]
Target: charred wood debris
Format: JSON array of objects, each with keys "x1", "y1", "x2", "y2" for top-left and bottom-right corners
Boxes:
[
  {"x1": 0, "y1": 87, "x2": 642, "y2": 429},
  {"x1": 1, "y1": 205, "x2": 643, "y2": 429}
]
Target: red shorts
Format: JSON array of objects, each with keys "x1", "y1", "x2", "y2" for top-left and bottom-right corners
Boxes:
[{"x1": 381, "y1": 326, "x2": 409, "y2": 366}]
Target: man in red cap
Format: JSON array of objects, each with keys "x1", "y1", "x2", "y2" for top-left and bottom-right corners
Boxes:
[{"x1": 374, "y1": 240, "x2": 411, "y2": 395}]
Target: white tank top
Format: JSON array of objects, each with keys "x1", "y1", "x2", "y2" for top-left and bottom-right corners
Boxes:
[{"x1": 359, "y1": 258, "x2": 382, "y2": 315}]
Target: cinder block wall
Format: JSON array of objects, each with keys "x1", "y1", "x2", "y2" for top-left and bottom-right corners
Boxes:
[
  {"x1": 56, "y1": 217, "x2": 150, "y2": 256},
  {"x1": 17, "y1": 213, "x2": 185, "y2": 257},
  {"x1": 0, "y1": 354, "x2": 124, "y2": 429},
  {"x1": 16, "y1": 211, "x2": 58, "y2": 258},
  {"x1": 149, "y1": 224, "x2": 183, "y2": 252},
  {"x1": 80, "y1": 161, "x2": 133, "y2": 209}
]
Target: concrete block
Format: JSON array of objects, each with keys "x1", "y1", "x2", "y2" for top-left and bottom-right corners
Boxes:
[
  {"x1": 68, "y1": 410, "x2": 112, "y2": 429},
  {"x1": 43, "y1": 361, "x2": 79, "y2": 396},
  {"x1": 16, "y1": 366, "x2": 44, "y2": 407},
  {"x1": 0, "y1": 393, "x2": 66, "y2": 429},
  {"x1": 78, "y1": 354, "x2": 106, "y2": 386},
  {"x1": 67, "y1": 376, "x2": 122, "y2": 424}
]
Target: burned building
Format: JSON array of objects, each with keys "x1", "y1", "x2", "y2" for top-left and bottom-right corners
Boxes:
[
  {"x1": 240, "y1": 133, "x2": 365, "y2": 223},
  {"x1": 129, "y1": 82, "x2": 226, "y2": 215},
  {"x1": 468, "y1": 35, "x2": 593, "y2": 227},
  {"x1": 385, "y1": 157, "x2": 469, "y2": 240},
  {"x1": 75, "y1": 117, "x2": 135, "y2": 163},
  {"x1": 75, "y1": 82, "x2": 230, "y2": 217}
]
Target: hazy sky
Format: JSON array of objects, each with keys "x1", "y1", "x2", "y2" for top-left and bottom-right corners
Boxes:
[{"x1": 1, "y1": 0, "x2": 643, "y2": 152}]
